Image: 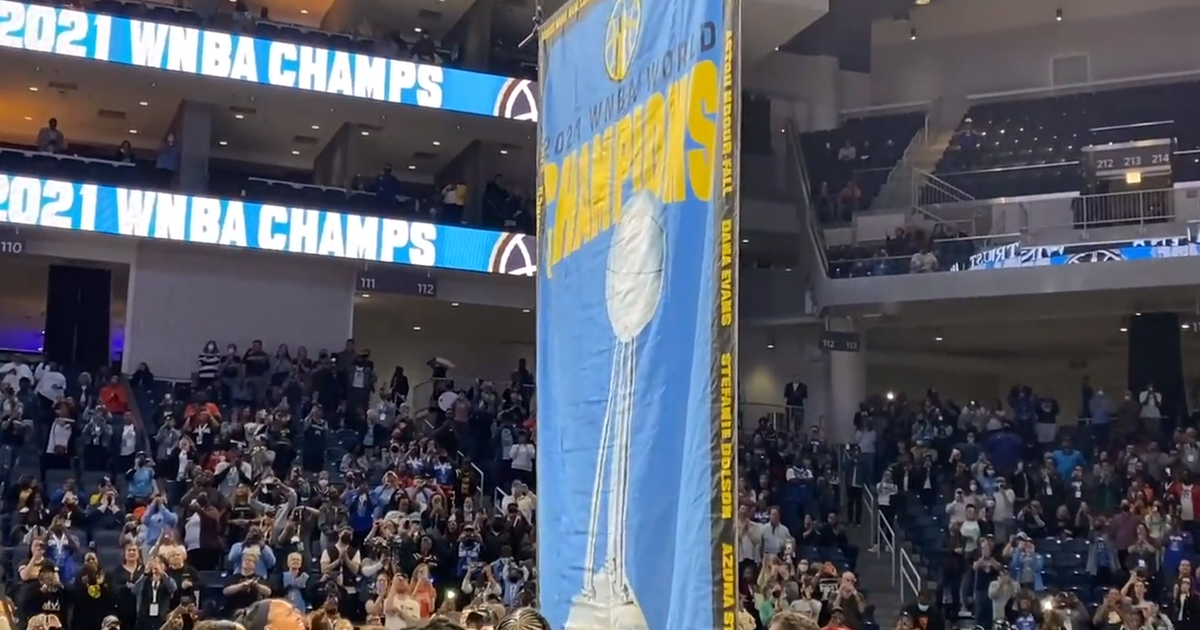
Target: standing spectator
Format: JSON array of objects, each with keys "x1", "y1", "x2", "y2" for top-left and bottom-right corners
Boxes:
[
  {"x1": 222, "y1": 554, "x2": 270, "y2": 616},
  {"x1": 244, "y1": 340, "x2": 271, "y2": 404},
  {"x1": 1141, "y1": 385, "x2": 1163, "y2": 437},
  {"x1": 196, "y1": 341, "x2": 221, "y2": 390},
  {"x1": 100, "y1": 376, "x2": 130, "y2": 415},
  {"x1": 155, "y1": 133, "x2": 180, "y2": 186},
  {"x1": 784, "y1": 377, "x2": 808, "y2": 429},
  {"x1": 37, "y1": 118, "x2": 67, "y2": 153},
  {"x1": 126, "y1": 453, "x2": 157, "y2": 504},
  {"x1": 509, "y1": 433, "x2": 536, "y2": 489},
  {"x1": 116, "y1": 415, "x2": 141, "y2": 475},
  {"x1": 132, "y1": 557, "x2": 175, "y2": 630}
]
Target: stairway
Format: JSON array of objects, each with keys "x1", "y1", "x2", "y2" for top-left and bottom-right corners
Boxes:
[
  {"x1": 870, "y1": 96, "x2": 972, "y2": 212},
  {"x1": 848, "y1": 525, "x2": 906, "y2": 625}
]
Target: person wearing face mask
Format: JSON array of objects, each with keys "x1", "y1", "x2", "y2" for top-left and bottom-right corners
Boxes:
[
  {"x1": 789, "y1": 579, "x2": 822, "y2": 620},
  {"x1": 900, "y1": 589, "x2": 945, "y2": 630}
]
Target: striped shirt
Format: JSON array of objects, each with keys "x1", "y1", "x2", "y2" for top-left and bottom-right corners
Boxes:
[{"x1": 197, "y1": 352, "x2": 221, "y2": 380}]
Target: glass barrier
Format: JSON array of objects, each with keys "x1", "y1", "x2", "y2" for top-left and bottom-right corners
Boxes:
[
  {"x1": 826, "y1": 232, "x2": 1022, "y2": 278},
  {"x1": 825, "y1": 185, "x2": 1200, "y2": 276}
]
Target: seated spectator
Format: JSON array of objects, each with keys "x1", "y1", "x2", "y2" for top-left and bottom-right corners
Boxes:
[
  {"x1": 129, "y1": 362, "x2": 155, "y2": 390},
  {"x1": 909, "y1": 248, "x2": 938, "y2": 273}
]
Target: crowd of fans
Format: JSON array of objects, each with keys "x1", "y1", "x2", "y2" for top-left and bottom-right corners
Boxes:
[
  {"x1": 1, "y1": 340, "x2": 541, "y2": 630},
  {"x1": 10, "y1": 333, "x2": 1200, "y2": 630},
  {"x1": 826, "y1": 224, "x2": 981, "y2": 278}
]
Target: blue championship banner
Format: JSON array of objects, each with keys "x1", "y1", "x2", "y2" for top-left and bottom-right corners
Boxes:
[
  {"x1": 534, "y1": 0, "x2": 740, "y2": 627},
  {"x1": 0, "y1": 172, "x2": 538, "y2": 275},
  {"x1": 0, "y1": 0, "x2": 539, "y2": 121}
]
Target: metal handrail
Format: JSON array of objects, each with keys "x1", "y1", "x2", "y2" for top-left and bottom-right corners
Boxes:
[
  {"x1": 915, "y1": 168, "x2": 975, "y2": 204},
  {"x1": 785, "y1": 120, "x2": 831, "y2": 275},
  {"x1": 876, "y1": 496, "x2": 898, "y2": 586},
  {"x1": 899, "y1": 545, "x2": 922, "y2": 603}
]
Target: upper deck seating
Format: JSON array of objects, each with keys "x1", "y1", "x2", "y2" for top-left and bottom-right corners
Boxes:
[
  {"x1": 799, "y1": 112, "x2": 926, "y2": 222},
  {"x1": 932, "y1": 80, "x2": 1200, "y2": 200}
]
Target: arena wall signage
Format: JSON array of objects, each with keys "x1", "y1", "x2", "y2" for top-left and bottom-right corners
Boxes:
[{"x1": 0, "y1": 173, "x2": 537, "y2": 275}]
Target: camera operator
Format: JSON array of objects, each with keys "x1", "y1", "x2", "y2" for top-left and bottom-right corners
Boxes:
[{"x1": 222, "y1": 553, "x2": 272, "y2": 615}]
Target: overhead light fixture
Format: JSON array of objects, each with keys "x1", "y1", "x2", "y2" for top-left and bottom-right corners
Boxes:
[
  {"x1": 291, "y1": 150, "x2": 300, "y2": 155},
  {"x1": 128, "y1": 129, "x2": 138, "y2": 134},
  {"x1": 361, "y1": 293, "x2": 371, "y2": 298},
  {"x1": 914, "y1": 0, "x2": 930, "y2": 4},
  {"x1": 414, "y1": 27, "x2": 422, "y2": 32},
  {"x1": 499, "y1": 149, "x2": 509, "y2": 155},
  {"x1": 451, "y1": 302, "x2": 460, "y2": 307},
  {"x1": 934, "y1": 335, "x2": 944, "y2": 342},
  {"x1": 1119, "y1": 327, "x2": 1128, "y2": 333},
  {"x1": 218, "y1": 140, "x2": 228, "y2": 146},
  {"x1": 138, "y1": 101, "x2": 148, "y2": 106},
  {"x1": 432, "y1": 141, "x2": 441, "y2": 146},
  {"x1": 28, "y1": 86, "x2": 38, "y2": 91},
  {"x1": 311, "y1": 124, "x2": 320, "y2": 130},
  {"x1": 408, "y1": 165, "x2": 416, "y2": 170},
  {"x1": 1135, "y1": 312, "x2": 1143, "y2": 316},
  {"x1": 23, "y1": 116, "x2": 31, "y2": 121},
  {"x1": 741, "y1": 238, "x2": 749, "y2": 244},
  {"x1": 766, "y1": 343, "x2": 775, "y2": 349},
  {"x1": 1055, "y1": 7, "x2": 1062, "y2": 21},
  {"x1": 361, "y1": 130, "x2": 370, "y2": 136},
  {"x1": 1184, "y1": 324, "x2": 1192, "y2": 330},
  {"x1": 413, "y1": 326, "x2": 422, "y2": 331},
  {"x1": 300, "y1": 8, "x2": 308, "y2": 13},
  {"x1": 909, "y1": 27, "x2": 917, "y2": 41},
  {"x1": 235, "y1": 113, "x2": 244, "y2": 120},
  {"x1": 522, "y1": 308, "x2": 531, "y2": 314}
]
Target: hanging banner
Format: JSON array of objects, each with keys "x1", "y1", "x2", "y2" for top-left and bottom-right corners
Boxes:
[{"x1": 534, "y1": 0, "x2": 741, "y2": 626}]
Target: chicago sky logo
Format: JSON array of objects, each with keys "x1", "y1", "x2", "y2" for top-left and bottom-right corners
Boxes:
[
  {"x1": 489, "y1": 233, "x2": 537, "y2": 276},
  {"x1": 494, "y1": 78, "x2": 540, "y2": 122}
]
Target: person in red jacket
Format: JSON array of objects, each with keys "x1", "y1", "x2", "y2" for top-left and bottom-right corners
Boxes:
[{"x1": 99, "y1": 375, "x2": 130, "y2": 414}]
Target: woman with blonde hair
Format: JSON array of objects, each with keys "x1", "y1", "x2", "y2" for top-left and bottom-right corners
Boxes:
[
  {"x1": 411, "y1": 564, "x2": 437, "y2": 619},
  {"x1": 383, "y1": 573, "x2": 421, "y2": 629}
]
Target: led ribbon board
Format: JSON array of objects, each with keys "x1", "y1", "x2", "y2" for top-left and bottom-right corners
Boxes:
[
  {"x1": 0, "y1": 0, "x2": 539, "y2": 121},
  {"x1": 0, "y1": 173, "x2": 538, "y2": 275}
]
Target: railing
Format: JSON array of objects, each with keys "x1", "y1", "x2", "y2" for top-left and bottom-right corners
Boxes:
[
  {"x1": 878, "y1": 108, "x2": 934, "y2": 208},
  {"x1": 784, "y1": 120, "x2": 831, "y2": 279},
  {"x1": 738, "y1": 402, "x2": 811, "y2": 437},
  {"x1": 899, "y1": 546, "x2": 922, "y2": 603},
  {"x1": 837, "y1": 444, "x2": 921, "y2": 603},
  {"x1": 825, "y1": 232, "x2": 1021, "y2": 278},
  {"x1": 912, "y1": 168, "x2": 975, "y2": 207}
]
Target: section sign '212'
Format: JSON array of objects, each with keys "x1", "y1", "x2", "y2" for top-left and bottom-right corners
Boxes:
[{"x1": 0, "y1": 0, "x2": 539, "y2": 121}]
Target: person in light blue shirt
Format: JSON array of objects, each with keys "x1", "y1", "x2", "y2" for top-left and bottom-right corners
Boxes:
[
  {"x1": 1090, "y1": 388, "x2": 1112, "y2": 448},
  {"x1": 1009, "y1": 538, "x2": 1045, "y2": 592},
  {"x1": 126, "y1": 455, "x2": 157, "y2": 500},
  {"x1": 282, "y1": 552, "x2": 309, "y2": 612},
  {"x1": 140, "y1": 496, "x2": 178, "y2": 545},
  {"x1": 1050, "y1": 439, "x2": 1086, "y2": 480},
  {"x1": 226, "y1": 526, "x2": 277, "y2": 577}
]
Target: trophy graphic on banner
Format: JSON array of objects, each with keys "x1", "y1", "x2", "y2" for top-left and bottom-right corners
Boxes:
[{"x1": 564, "y1": 191, "x2": 663, "y2": 630}]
